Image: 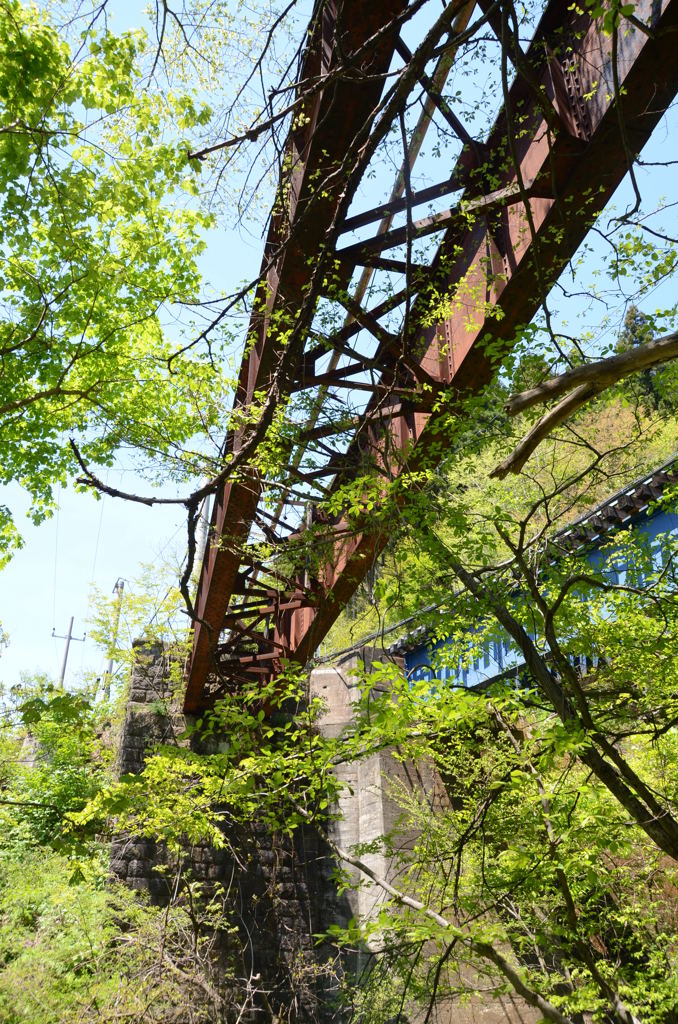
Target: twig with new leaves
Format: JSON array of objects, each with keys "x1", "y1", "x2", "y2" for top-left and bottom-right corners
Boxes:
[{"x1": 289, "y1": 800, "x2": 572, "y2": 1024}]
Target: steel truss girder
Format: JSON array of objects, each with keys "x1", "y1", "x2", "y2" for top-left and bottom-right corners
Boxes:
[
  {"x1": 185, "y1": 0, "x2": 410, "y2": 711},
  {"x1": 185, "y1": 0, "x2": 678, "y2": 712}
]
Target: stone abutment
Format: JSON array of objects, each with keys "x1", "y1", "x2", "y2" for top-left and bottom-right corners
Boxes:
[{"x1": 110, "y1": 643, "x2": 530, "y2": 1024}]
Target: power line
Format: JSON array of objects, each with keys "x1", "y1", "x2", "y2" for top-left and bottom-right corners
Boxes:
[
  {"x1": 90, "y1": 472, "x2": 108, "y2": 581},
  {"x1": 51, "y1": 484, "x2": 60, "y2": 631}
]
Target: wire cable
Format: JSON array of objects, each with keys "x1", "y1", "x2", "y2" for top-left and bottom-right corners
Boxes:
[{"x1": 52, "y1": 483, "x2": 60, "y2": 631}]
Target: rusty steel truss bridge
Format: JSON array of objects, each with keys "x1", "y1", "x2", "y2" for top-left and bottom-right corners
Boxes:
[{"x1": 183, "y1": 0, "x2": 678, "y2": 713}]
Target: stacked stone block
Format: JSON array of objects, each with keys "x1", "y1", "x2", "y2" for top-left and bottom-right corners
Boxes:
[{"x1": 110, "y1": 642, "x2": 353, "y2": 1022}]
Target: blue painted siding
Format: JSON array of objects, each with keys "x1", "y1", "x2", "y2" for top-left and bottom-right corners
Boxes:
[{"x1": 404, "y1": 506, "x2": 678, "y2": 689}]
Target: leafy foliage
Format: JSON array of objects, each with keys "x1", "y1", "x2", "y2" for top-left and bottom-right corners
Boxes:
[
  {"x1": 0, "y1": 669, "x2": 247, "y2": 1022},
  {"x1": 2, "y1": 0, "x2": 678, "y2": 1020},
  {"x1": 0, "y1": 0, "x2": 228, "y2": 558},
  {"x1": 0, "y1": 843, "x2": 243, "y2": 1024},
  {"x1": 0, "y1": 674, "x2": 109, "y2": 849}
]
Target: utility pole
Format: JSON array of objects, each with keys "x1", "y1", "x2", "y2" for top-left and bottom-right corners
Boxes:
[
  {"x1": 102, "y1": 579, "x2": 125, "y2": 700},
  {"x1": 52, "y1": 617, "x2": 86, "y2": 687}
]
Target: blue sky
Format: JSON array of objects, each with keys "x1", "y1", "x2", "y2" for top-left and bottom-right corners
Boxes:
[{"x1": 0, "y1": 1, "x2": 281, "y2": 690}]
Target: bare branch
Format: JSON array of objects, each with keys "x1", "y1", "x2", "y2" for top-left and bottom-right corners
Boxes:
[
  {"x1": 505, "y1": 332, "x2": 678, "y2": 416},
  {"x1": 492, "y1": 332, "x2": 678, "y2": 477},
  {"x1": 491, "y1": 383, "x2": 600, "y2": 479}
]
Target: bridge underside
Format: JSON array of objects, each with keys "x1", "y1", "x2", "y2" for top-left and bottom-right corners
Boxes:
[{"x1": 185, "y1": 0, "x2": 678, "y2": 713}]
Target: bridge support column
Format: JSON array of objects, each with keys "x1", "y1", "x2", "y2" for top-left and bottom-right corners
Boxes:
[
  {"x1": 310, "y1": 652, "x2": 448, "y2": 927},
  {"x1": 310, "y1": 652, "x2": 539, "y2": 1024},
  {"x1": 110, "y1": 642, "x2": 354, "y2": 1023}
]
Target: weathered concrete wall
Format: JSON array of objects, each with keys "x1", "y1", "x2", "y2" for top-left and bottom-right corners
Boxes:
[
  {"x1": 310, "y1": 650, "x2": 448, "y2": 927},
  {"x1": 310, "y1": 652, "x2": 536, "y2": 1024}
]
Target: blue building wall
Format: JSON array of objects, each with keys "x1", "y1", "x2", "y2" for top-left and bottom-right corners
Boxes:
[{"x1": 404, "y1": 504, "x2": 678, "y2": 689}]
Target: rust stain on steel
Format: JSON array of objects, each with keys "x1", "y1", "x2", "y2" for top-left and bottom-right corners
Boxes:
[
  {"x1": 185, "y1": 0, "x2": 409, "y2": 712},
  {"x1": 186, "y1": 0, "x2": 678, "y2": 712},
  {"x1": 287, "y1": 0, "x2": 678, "y2": 673}
]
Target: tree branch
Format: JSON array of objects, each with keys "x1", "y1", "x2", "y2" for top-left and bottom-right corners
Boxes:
[
  {"x1": 505, "y1": 331, "x2": 678, "y2": 416},
  {"x1": 290, "y1": 802, "x2": 573, "y2": 1024},
  {"x1": 492, "y1": 332, "x2": 678, "y2": 478},
  {"x1": 491, "y1": 383, "x2": 600, "y2": 479}
]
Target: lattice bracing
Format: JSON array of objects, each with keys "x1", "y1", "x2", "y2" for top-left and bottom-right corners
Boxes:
[{"x1": 185, "y1": 0, "x2": 678, "y2": 712}]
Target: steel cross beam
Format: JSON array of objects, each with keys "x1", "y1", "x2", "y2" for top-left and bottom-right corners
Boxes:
[
  {"x1": 185, "y1": 0, "x2": 410, "y2": 710},
  {"x1": 185, "y1": 0, "x2": 678, "y2": 713}
]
